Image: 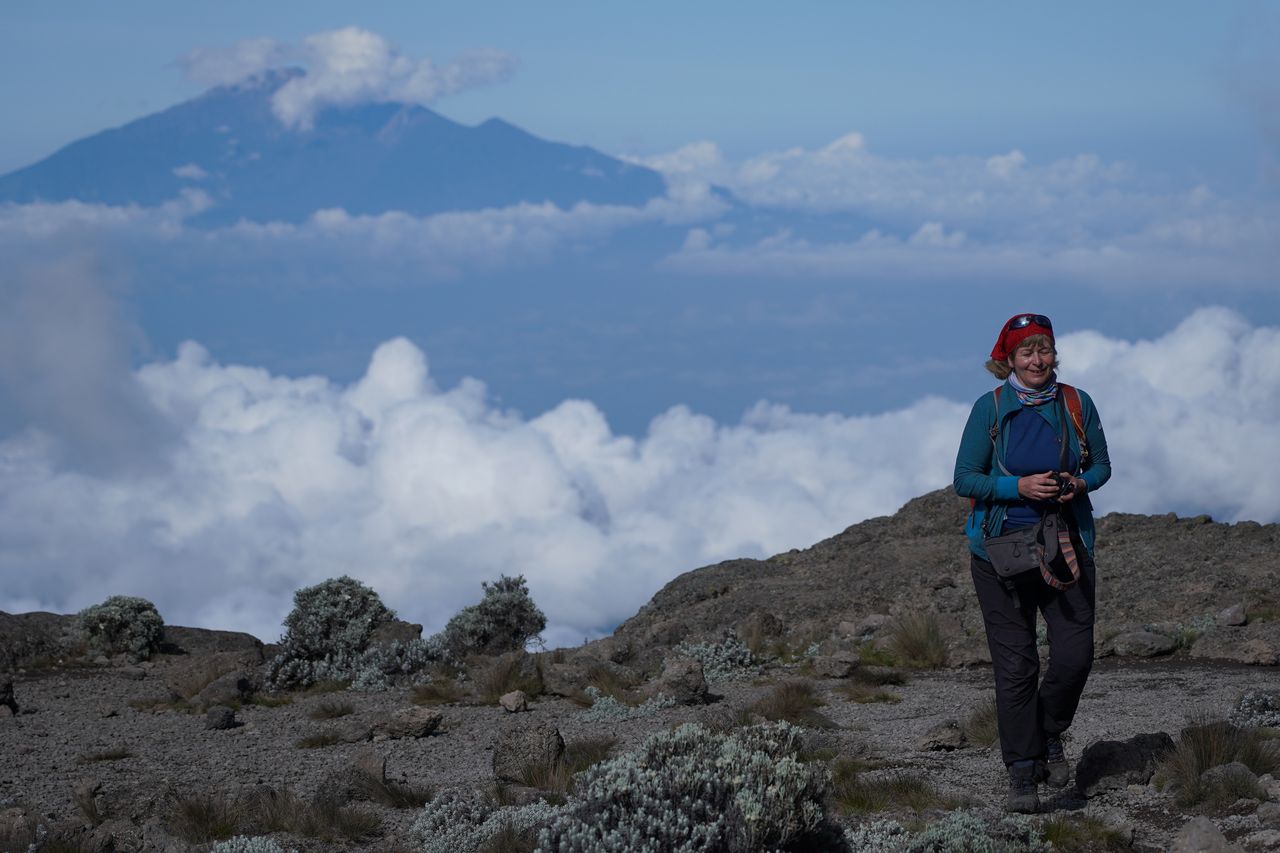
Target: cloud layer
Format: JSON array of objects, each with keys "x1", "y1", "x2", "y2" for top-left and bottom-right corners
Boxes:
[
  {"x1": 2, "y1": 302, "x2": 1276, "y2": 647},
  {"x1": 178, "y1": 27, "x2": 516, "y2": 129}
]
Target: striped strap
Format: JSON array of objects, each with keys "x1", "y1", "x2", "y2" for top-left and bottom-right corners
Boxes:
[{"x1": 1038, "y1": 517, "x2": 1080, "y2": 590}]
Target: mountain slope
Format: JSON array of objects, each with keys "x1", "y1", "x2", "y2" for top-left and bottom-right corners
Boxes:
[{"x1": 0, "y1": 69, "x2": 666, "y2": 226}]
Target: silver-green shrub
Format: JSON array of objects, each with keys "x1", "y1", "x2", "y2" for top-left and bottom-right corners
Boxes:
[
  {"x1": 579, "y1": 687, "x2": 675, "y2": 722},
  {"x1": 674, "y1": 634, "x2": 759, "y2": 681},
  {"x1": 536, "y1": 722, "x2": 829, "y2": 852},
  {"x1": 267, "y1": 637, "x2": 441, "y2": 691},
  {"x1": 843, "y1": 818, "x2": 910, "y2": 852},
  {"x1": 211, "y1": 836, "x2": 295, "y2": 853},
  {"x1": 903, "y1": 810, "x2": 1045, "y2": 852},
  {"x1": 78, "y1": 595, "x2": 165, "y2": 661},
  {"x1": 410, "y1": 788, "x2": 559, "y2": 853},
  {"x1": 1231, "y1": 691, "x2": 1280, "y2": 729},
  {"x1": 434, "y1": 575, "x2": 546, "y2": 662},
  {"x1": 266, "y1": 575, "x2": 399, "y2": 690}
]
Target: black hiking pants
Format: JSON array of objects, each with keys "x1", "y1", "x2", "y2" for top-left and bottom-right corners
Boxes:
[{"x1": 970, "y1": 527, "x2": 1096, "y2": 767}]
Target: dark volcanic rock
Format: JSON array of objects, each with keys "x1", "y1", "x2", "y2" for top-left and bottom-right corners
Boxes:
[
  {"x1": 0, "y1": 611, "x2": 83, "y2": 669},
  {"x1": 1076, "y1": 732, "x2": 1175, "y2": 797},
  {"x1": 159, "y1": 625, "x2": 265, "y2": 656}
]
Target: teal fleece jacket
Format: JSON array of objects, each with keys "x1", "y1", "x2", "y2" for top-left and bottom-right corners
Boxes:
[{"x1": 953, "y1": 381, "x2": 1111, "y2": 560}]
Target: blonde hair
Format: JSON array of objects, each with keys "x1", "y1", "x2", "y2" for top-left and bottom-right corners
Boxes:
[{"x1": 984, "y1": 334, "x2": 1058, "y2": 380}]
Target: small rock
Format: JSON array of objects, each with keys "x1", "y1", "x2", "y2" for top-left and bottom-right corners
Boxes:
[
  {"x1": 1076, "y1": 732, "x2": 1175, "y2": 797},
  {"x1": 204, "y1": 705, "x2": 237, "y2": 730},
  {"x1": 1218, "y1": 603, "x2": 1248, "y2": 627},
  {"x1": 193, "y1": 670, "x2": 253, "y2": 709},
  {"x1": 651, "y1": 655, "x2": 707, "y2": 706},
  {"x1": 0, "y1": 706, "x2": 13, "y2": 720},
  {"x1": 1111, "y1": 630, "x2": 1178, "y2": 658},
  {"x1": 98, "y1": 705, "x2": 118, "y2": 719},
  {"x1": 917, "y1": 719, "x2": 966, "y2": 751},
  {"x1": 337, "y1": 719, "x2": 374, "y2": 743},
  {"x1": 1200, "y1": 761, "x2": 1259, "y2": 791},
  {"x1": 848, "y1": 614, "x2": 892, "y2": 638},
  {"x1": 1243, "y1": 829, "x2": 1280, "y2": 851},
  {"x1": 1255, "y1": 801, "x2": 1280, "y2": 829},
  {"x1": 499, "y1": 690, "x2": 529, "y2": 713},
  {"x1": 378, "y1": 707, "x2": 443, "y2": 739},
  {"x1": 493, "y1": 721, "x2": 564, "y2": 784},
  {"x1": 813, "y1": 651, "x2": 861, "y2": 679},
  {"x1": 119, "y1": 666, "x2": 146, "y2": 681},
  {"x1": 1170, "y1": 816, "x2": 1243, "y2": 853}
]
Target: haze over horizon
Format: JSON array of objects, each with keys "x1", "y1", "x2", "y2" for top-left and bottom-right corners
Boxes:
[{"x1": 2, "y1": 4, "x2": 1278, "y2": 645}]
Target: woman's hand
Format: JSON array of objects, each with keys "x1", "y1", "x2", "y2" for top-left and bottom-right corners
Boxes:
[
  {"x1": 1057, "y1": 473, "x2": 1086, "y2": 503},
  {"x1": 1017, "y1": 473, "x2": 1061, "y2": 501}
]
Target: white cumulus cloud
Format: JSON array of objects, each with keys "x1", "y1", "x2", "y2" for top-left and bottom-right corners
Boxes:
[{"x1": 1, "y1": 304, "x2": 1277, "y2": 647}]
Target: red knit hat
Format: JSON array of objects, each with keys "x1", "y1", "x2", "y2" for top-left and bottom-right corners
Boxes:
[{"x1": 991, "y1": 313, "x2": 1054, "y2": 361}]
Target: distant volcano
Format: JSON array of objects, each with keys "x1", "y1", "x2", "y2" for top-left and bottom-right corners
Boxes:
[{"x1": 0, "y1": 68, "x2": 667, "y2": 227}]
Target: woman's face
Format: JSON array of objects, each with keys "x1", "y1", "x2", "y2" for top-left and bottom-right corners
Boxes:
[{"x1": 1008, "y1": 344, "x2": 1056, "y2": 389}]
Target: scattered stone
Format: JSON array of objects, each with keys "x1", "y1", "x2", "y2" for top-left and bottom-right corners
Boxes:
[
  {"x1": 1111, "y1": 631, "x2": 1178, "y2": 658},
  {"x1": 1200, "y1": 761, "x2": 1259, "y2": 791},
  {"x1": 813, "y1": 651, "x2": 860, "y2": 679},
  {"x1": 98, "y1": 705, "x2": 118, "y2": 719},
  {"x1": 1218, "y1": 603, "x2": 1248, "y2": 627},
  {"x1": 493, "y1": 721, "x2": 564, "y2": 784},
  {"x1": 159, "y1": 625, "x2": 264, "y2": 657},
  {"x1": 1244, "y1": 829, "x2": 1280, "y2": 851},
  {"x1": 0, "y1": 706, "x2": 12, "y2": 720},
  {"x1": 204, "y1": 705, "x2": 237, "y2": 730},
  {"x1": 377, "y1": 707, "x2": 442, "y2": 739},
  {"x1": 1258, "y1": 802, "x2": 1280, "y2": 828},
  {"x1": 87, "y1": 817, "x2": 136, "y2": 851},
  {"x1": 650, "y1": 655, "x2": 707, "y2": 706},
  {"x1": 946, "y1": 637, "x2": 992, "y2": 667},
  {"x1": 119, "y1": 666, "x2": 146, "y2": 681},
  {"x1": 1171, "y1": 816, "x2": 1244, "y2": 853},
  {"x1": 499, "y1": 690, "x2": 529, "y2": 713},
  {"x1": 1192, "y1": 628, "x2": 1280, "y2": 666},
  {"x1": 193, "y1": 670, "x2": 253, "y2": 708},
  {"x1": 1076, "y1": 732, "x2": 1175, "y2": 797},
  {"x1": 843, "y1": 614, "x2": 892, "y2": 639},
  {"x1": 917, "y1": 719, "x2": 966, "y2": 751},
  {"x1": 1260, "y1": 774, "x2": 1280, "y2": 802},
  {"x1": 337, "y1": 719, "x2": 374, "y2": 743}
]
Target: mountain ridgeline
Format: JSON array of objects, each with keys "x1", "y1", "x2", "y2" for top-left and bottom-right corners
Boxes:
[{"x1": 0, "y1": 68, "x2": 667, "y2": 227}]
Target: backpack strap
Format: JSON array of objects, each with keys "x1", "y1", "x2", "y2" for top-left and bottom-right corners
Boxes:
[{"x1": 1058, "y1": 383, "x2": 1089, "y2": 465}]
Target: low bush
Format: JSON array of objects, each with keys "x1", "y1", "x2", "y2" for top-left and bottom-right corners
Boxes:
[
  {"x1": 78, "y1": 595, "x2": 165, "y2": 661},
  {"x1": 579, "y1": 686, "x2": 675, "y2": 722},
  {"x1": 959, "y1": 696, "x2": 1000, "y2": 747},
  {"x1": 1231, "y1": 690, "x2": 1280, "y2": 729},
  {"x1": 888, "y1": 613, "x2": 947, "y2": 669},
  {"x1": 1039, "y1": 814, "x2": 1132, "y2": 851},
  {"x1": 749, "y1": 680, "x2": 839, "y2": 729},
  {"x1": 409, "y1": 789, "x2": 559, "y2": 853},
  {"x1": 435, "y1": 575, "x2": 546, "y2": 663},
  {"x1": 350, "y1": 769, "x2": 433, "y2": 809},
  {"x1": 830, "y1": 760, "x2": 956, "y2": 815},
  {"x1": 537, "y1": 722, "x2": 831, "y2": 852},
  {"x1": 674, "y1": 633, "x2": 760, "y2": 681},
  {"x1": 211, "y1": 837, "x2": 294, "y2": 853},
  {"x1": 167, "y1": 790, "x2": 242, "y2": 844},
  {"x1": 1155, "y1": 716, "x2": 1279, "y2": 808},
  {"x1": 247, "y1": 786, "x2": 380, "y2": 841},
  {"x1": 904, "y1": 809, "x2": 1044, "y2": 851}
]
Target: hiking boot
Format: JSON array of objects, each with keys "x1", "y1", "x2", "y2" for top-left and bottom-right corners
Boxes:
[
  {"x1": 1007, "y1": 761, "x2": 1040, "y2": 813},
  {"x1": 1044, "y1": 735, "x2": 1070, "y2": 788}
]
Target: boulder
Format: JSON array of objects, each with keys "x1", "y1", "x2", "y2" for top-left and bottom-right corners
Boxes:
[
  {"x1": 916, "y1": 719, "x2": 965, "y2": 751},
  {"x1": 500, "y1": 690, "x2": 529, "y2": 713},
  {"x1": 1170, "y1": 816, "x2": 1243, "y2": 853},
  {"x1": 204, "y1": 705, "x2": 237, "y2": 730},
  {"x1": 1255, "y1": 801, "x2": 1280, "y2": 829},
  {"x1": 193, "y1": 670, "x2": 253, "y2": 708},
  {"x1": 0, "y1": 611, "x2": 83, "y2": 670},
  {"x1": 650, "y1": 655, "x2": 708, "y2": 705},
  {"x1": 1191, "y1": 625, "x2": 1280, "y2": 666},
  {"x1": 492, "y1": 721, "x2": 564, "y2": 784},
  {"x1": 164, "y1": 651, "x2": 260, "y2": 701},
  {"x1": 1110, "y1": 630, "x2": 1177, "y2": 658},
  {"x1": 1244, "y1": 830, "x2": 1280, "y2": 851},
  {"x1": 377, "y1": 707, "x2": 442, "y2": 739},
  {"x1": 1218, "y1": 603, "x2": 1248, "y2": 627},
  {"x1": 336, "y1": 719, "x2": 374, "y2": 743},
  {"x1": 159, "y1": 625, "x2": 264, "y2": 657},
  {"x1": 813, "y1": 651, "x2": 861, "y2": 679},
  {"x1": 1199, "y1": 761, "x2": 1259, "y2": 792},
  {"x1": 1076, "y1": 732, "x2": 1175, "y2": 797}
]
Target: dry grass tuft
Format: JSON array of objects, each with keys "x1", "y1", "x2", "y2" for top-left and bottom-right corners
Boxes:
[
  {"x1": 888, "y1": 613, "x2": 947, "y2": 669},
  {"x1": 515, "y1": 735, "x2": 617, "y2": 795},
  {"x1": 959, "y1": 696, "x2": 1000, "y2": 747},
  {"x1": 838, "y1": 682, "x2": 902, "y2": 705},
  {"x1": 412, "y1": 678, "x2": 467, "y2": 706},
  {"x1": 247, "y1": 786, "x2": 381, "y2": 840},
  {"x1": 473, "y1": 655, "x2": 544, "y2": 705},
  {"x1": 295, "y1": 731, "x2": 342, "y2": 749},
  {"x1": 477, "y1": 819, "x2": 540, "y2": 853},
  {"x1": 350, "y1": 770, "x2": 433, "y2": 809},
  {"x1": 73, "y1": 786, "x2": 104, "y2": 827},
  {"x1": 749, "y1": 680, "x2": 839, "y2": 729},
  {"x1": 1155, "y1": 715, "x2": 1280, "y2": 809},
  {"x1": 246, "y1": 693, "x2": 294, "y2": 708},
  {"x1": 302, "y1": 679, "x2": 352, "y2": 695},
  {"x1": 829, "y1": 758, "x2": 961, "y2": 814},
  {"x1": 307, "y1": 699, "x2": 355, "y2": 720},
  {"x1": 1039, "y1": 814, "x2": 1132, "y2": 851},
  {"x1": 76, "y1": 746, "x2": 133, "y2": 764},
  {"x1": 570, "y1": 664, "x2": 641, "y2": 708},
  {"x1": 166, "y1": 789, "x2": 242, "y2": 844}
]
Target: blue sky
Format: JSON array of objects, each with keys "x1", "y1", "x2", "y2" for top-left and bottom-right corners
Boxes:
[{"x1": 2, "y1": 3, "x2": 1278, "y2": 642}]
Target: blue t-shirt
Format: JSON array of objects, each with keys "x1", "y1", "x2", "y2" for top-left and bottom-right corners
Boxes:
[{"x1": 1003, "y1": 406, "x2": 1079, "y2": 528}]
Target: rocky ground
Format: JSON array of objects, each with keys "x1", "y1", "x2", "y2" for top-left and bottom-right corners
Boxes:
[{"x1": 3, "y1": 491, "x2": 1279, "y2": 852}]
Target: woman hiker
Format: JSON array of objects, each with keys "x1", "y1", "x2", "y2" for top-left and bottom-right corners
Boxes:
[{"x1": 953, "y1": 313, "x2": 1112, "y2": 813}]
